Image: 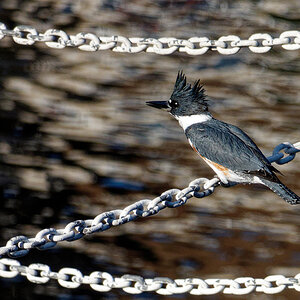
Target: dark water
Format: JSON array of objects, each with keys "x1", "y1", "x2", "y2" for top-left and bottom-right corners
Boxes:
[{"x1": 0, "y1": 1, "x2": 299, "y2": 299}]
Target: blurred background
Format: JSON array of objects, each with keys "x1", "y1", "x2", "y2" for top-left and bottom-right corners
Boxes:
[{"x1": 0, "y1": 0, "x2": 299, "y2": 299}]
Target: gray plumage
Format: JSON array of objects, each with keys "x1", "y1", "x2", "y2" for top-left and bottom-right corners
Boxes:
[
  {"x1": 186, "y1": 119, "x2": 300, "y2": 205},
  {"x1": 185, "y1": 119, "x2": 278, "y2": 181}
]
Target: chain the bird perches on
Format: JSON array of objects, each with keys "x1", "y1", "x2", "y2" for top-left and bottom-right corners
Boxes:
[
  {"x1": 0, "y1": 142, "x2": 298, "y2": 259},
  {"x1": 0, "y1": 258, "x2": 300, "y2": 295},
  {"x1": 0, "y1": 23, "x2": 299, "y2": 55}
]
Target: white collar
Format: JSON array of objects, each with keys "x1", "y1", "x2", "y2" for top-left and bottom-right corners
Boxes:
[{"x1": 175, "y1": 114, "x2": 212, "y2": 130}]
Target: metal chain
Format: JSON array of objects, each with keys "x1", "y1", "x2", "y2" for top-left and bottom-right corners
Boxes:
[
  {"x1": 0, "y1": 23, "x2": 299, "y2": 55},
  {"x1": 268, "y1": 142, "x2": 300, "y2": 165},
  {"x1": 0, "y1": 258, "x2": 300, "y2": 295},
  {"x1": 0, "y1": 176, "x2": 219, "y2": 258},
  {"x1": 0, "y1": 142, "x2": 298, "y2": 259}
]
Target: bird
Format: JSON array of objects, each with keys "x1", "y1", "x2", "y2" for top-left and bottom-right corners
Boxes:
[{"x1": 146, "y1": 71, "x2": 300, "y2": 205}]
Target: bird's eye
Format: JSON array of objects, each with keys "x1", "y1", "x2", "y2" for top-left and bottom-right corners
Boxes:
[{"x1": 169, "y1": 100, "x2": 179, "y2": 108}]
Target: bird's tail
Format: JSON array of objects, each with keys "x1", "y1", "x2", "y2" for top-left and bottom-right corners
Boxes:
[{"x1": 260, "y1": 178, "x2": 300, "y2": 205}]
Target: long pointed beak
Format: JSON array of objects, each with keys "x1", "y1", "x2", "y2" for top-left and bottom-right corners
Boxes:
[{"x1": 146, "y1": 100, "x2": 169, "y2": 110}]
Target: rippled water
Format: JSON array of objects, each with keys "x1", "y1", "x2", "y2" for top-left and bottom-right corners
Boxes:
[{"x1": 0, "y1": 1, "x2": 300, "y2": 299}]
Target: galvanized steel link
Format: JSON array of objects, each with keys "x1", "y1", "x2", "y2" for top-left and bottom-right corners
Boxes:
[
  {"x1": 0, "y1": 22, "x2": 299, "y2": 55},
  {"x1": 0, "y1": 177, "x2": 219, "y2": 258},
  {"x1": 268, "y1": 142, "x2": 300, "y2": 165},
  {"x1": 0, "y1": 141, "x2": 298, "y2": 259},
  {"x1": 1, "y1": 258, "x2": 300, "y2": 295}
]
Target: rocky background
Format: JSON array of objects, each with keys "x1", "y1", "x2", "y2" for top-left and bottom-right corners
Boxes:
[{"x1": 0, "y1": 0, "x2": 299, "y2": 299}]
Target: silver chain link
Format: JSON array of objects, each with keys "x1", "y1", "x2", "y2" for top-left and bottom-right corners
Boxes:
[
  {"x1": 0, "y1": 141, "x2": 298, "y2": 259},
  {"x1": 0, "y1": 176, "x2": 219, "y2": 258},
  {"x1": 0, "y1": 23, "x2": 299, "y2": 55},
  {"x1": 269, "y1": 142, "x2": 300, "y2": 165},
  {"x1": 0, "y1": 258, "x2": 299, "y2": 295}
]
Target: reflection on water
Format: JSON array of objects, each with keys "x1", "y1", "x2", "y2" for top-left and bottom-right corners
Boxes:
[{"x1": 0, "y1": 1, "x2": 299, "y2": 299}]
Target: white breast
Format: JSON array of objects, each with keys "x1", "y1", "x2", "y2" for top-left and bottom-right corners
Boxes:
[{"x1": 176, "y1": 114, "x2": 212, "y2": 131}]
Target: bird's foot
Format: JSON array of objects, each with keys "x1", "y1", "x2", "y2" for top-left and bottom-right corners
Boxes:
[
  {"x1": 220, "y1": 182, "x2": 233, "y2": 188},
  {"x1": 214, "y1": 175, "x2": 237, "y2": 188}
]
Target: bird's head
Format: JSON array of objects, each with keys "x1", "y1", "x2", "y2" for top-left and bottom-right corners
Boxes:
[{"x1": 146, "y1": 71, "x2": 209, "y2": 118}]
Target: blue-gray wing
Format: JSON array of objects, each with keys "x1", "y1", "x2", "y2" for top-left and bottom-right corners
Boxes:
[
  {"x1": 185, "y1": 120, "x2": 276, "y2": 179},
  {"x1": 219, "y1": 120, "x2": 271, "y2": 166}
]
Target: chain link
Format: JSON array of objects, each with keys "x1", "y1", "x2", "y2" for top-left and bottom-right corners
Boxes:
[
  {"x1": 0, "y1": 142, "x2": 298, "y2": 259},
  {"x1": 0, "y1": 23, "x2": 299, "y2": 55},
  {"x1": 0, "y1": 177, "x2": 219, "y2": 258},
  {"x1": 268, "y1": 142, "x2": 300, "y2": 165},
  {"x1": 1, "y1": 258, "x2": 300, "y2": 295}
]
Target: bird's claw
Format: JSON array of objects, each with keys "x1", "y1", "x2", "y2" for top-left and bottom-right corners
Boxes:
[{"x1": 214, "y1": 175, "x2": 236, "y2": 188}]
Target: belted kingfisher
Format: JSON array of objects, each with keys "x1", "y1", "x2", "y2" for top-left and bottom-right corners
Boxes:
[{"x1": 146, "y1": 71, "x2": 300, "y2": 205}]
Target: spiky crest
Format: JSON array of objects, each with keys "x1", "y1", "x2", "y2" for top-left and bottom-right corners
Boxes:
[{"x1": 172, "y1": 70, "x2": 208, "y2": 107}]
